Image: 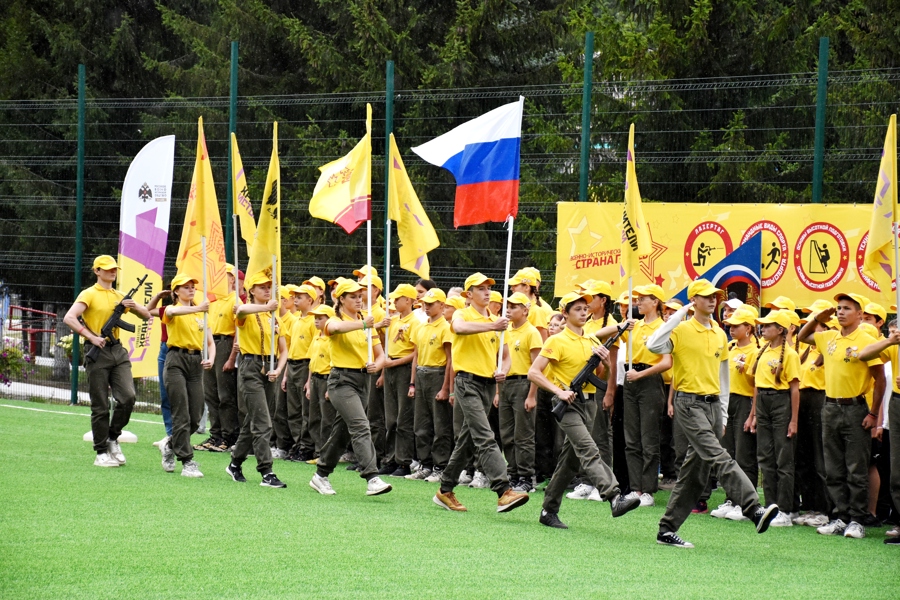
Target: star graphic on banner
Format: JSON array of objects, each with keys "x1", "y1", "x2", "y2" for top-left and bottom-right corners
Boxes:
[
  {"x1": 655, "y1": 274, "x2": 665, "y2": 286},
  {"x1": 567, "y1": 216, "x2": 603, "y2": 256},
  {"x1": 640, "y1": 224, "x2": 667, "y2": 282}
]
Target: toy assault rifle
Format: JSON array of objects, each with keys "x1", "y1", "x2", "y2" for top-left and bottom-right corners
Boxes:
[
  {"x1": 82, "y1": 274, "x2": 148, "y2": 362},
  {"x1": 551, "y1": 322, "x2": 628, "y2": 423}
]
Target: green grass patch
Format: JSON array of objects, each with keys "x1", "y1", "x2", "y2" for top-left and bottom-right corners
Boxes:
[{"x1": 0, "y1": 398, "x2": 897, "y2": 599}]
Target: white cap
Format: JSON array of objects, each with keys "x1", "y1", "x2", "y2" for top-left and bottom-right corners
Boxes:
[{"x1": 724, "y1": 298, "x2": 743, "y2": 310}]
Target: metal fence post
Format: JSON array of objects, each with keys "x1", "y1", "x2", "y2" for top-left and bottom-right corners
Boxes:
[
  {"x1": 812, "y1": 37, "x2": 829, "y2": 204},
  {"x1": 71, "y1": 64, "x2": 86, "y2": 405},
  {"x1": 225, "y1": 41, "x2": 238, "y2": 259},
  {"x1": 579, "y1": 32, "x2": 594, "y2": 202},
  {"x1": 383, "y1": 61, "x2": 394, "y2": 282}
]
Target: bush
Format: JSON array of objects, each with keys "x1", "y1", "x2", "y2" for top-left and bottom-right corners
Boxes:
[{"x1": 0, "y1": 339, "x2": 28, "y2": 386}]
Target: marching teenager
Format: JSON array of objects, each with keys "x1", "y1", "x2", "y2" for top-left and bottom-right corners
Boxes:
[
  {"x1": 302, "y1": 276, "x2": 327, "y2": 308},
  {"x1": 225, "y1": 271, "x2": 288, "y2": 488},
  {"x1": 496, "y1": 292, "x2": 543, "y2": 492},
  {"x1": 284, "y1": 284, "x2": 318, "y2": 462},
  {"x1": 309, "y1": 279, "x2": 393, "y2": 496},
  {"x1": 432, "y1": 273, "x2": 529, "y2": 514},
  {"x1": 158, "y1": 273, "x2": 215, "y2": 477},
  {"x1": 529, "y1": 291, "x2": 641, "y2": 529},
  {"x1": 799, "y1": 293, "x2": 885, "y2": 539},
  {"x1": 407, "y1": 288, "x2": 454, "y2": 482},
  {"x1": 63, "y1": 255, "x2": 151, "y2": 468},
  {"x1": 749, "y1": 310, "x2": 800, "y2": 527},
  {"x1": 621, "y1": 284, "x2": 673, "y2": 507},
  {"x1": 509, "y1": 269, "x2": 549, "y2": 340},
  {"x1": 305, "y1": 304, "x2": 336, "y2": 459},
  {"x1": 711, "y1": 307, "x2": 759, "y2": 520},
  {"x1": 646, "y1": 279, "x2": 779, "y2": 548},
  {"x1": 413, "y1": 278, "x2": 437, "y2": 324}
]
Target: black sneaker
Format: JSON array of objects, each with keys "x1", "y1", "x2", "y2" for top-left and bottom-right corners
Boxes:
[
  {"x1": 539, "y1": 509, "x2": 568, "y2": 529},
  {"x1": 860, "y1": 513, "x2": 883, "y2": 527},
  {"x1": 657, "y1": 531, "x2": 694, "y2": 548},
  {"x1": 885, "y1": 537, "x2": 900, "y2": 545},
  {"x1": 296, "y1": 450, "x2": 314, "y2": 462},
  {"x1": 751, "y1": 504, "x2": 779, "y2": 534},
  {"x1": 390, "y1": 465, "x2": 411, "y2": 478},
  {"x1": 261, "y1": 472, "x2": 287, "y2": 488},
  {"x1": 346, "y1": 463, "x2": 359, "y2": 471},
  {"x1": 378, "y1": 462, "x2": 398, "y2": 475},
  {"x1": 610, "y1": 492, "x2": 641, "y2": 518},
  {"x1": 691, "y1": 500, "x2": 708, "y2": 514},
  {"x1": 226, "y1": 463, "x2": 246, "y2": 483}
]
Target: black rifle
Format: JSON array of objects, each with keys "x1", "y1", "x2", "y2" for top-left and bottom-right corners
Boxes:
[
  {"x1": 83, "y1": 274, "x2": 148, "y2": 362},
  {"x1": 551, "y1": 323, "x2": 628, "y2": 423}
]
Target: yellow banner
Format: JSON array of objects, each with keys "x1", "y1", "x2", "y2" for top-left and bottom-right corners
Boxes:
[{"x1": 556, "y1": 203, "x2": 890, "y2": 307}]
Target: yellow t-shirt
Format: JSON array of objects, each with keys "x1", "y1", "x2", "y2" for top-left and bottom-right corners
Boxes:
[
  {"x1": 362, "y1": 302, "x2": 387, "y2": 332},
  {"x1": 813, "y1": 327, "x2": 882, "y2": 398},
  {"x1": 799, "y1": 346, "x2": 826, "y2": 390},
  {"x1": 622, "y1": 317, "x2": 666, "y2": 365},
  {"x1": 412, "y1": 317, "x2": 452, "y2": 368},
  {"x1": 506, "y1": 320, "x2": 543, "y2": 376},
  {"x1": 669, "y1": 318, "x2": 729, "y2": 395},
  {"x1": 880, "y1": 344, "x2": 900, "y2": 395},
  {"x1": 308, "y1": 334, "x2": 332, "y2": 375},
  {"x1": 74, "y1": 283, "x2": 127, "y2": 339},
  {"x1": 451, "y1": 306, "x2": 500, "y2": 378},
  {"x1": 539, "y1": 326, "x2": 601, "y2": 393},
  {"x1": 729, "y1": 343, "x2": 757, "y2": 397},
  {"x1": 279, "y1": 311, "x2": 297, "y2": 347},
  {"x1": 753, "y1": 343, "x2": 801, "y2": 391},
  {"x1": 387, "y1": 312, "x2": 419, "y2": 358},
  {"x1": 288, "y1": 313, "x2": 317, "y2": 360},
  {"x1": 236, "y1": 310, "x2": 282, "y2": 356},
  {"x1": 161, "y1": 308, "x2": 205, "y2": 351},
  {"x1": 208, "y1": 292, "x2": 237, "y2": 336},
  {"x1": 326, "y1": 313, "x2": 382, "y2": 369},
  {"x1": 527, "y1": 300, "x2": 550, "y2": 331}
]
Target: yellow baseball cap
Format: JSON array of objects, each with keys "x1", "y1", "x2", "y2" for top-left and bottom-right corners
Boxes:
[
  {"x1": 303, "y1": 276, "x2": 326, "y2": 291},
  {"x1": 756, "y1": 309, "x2": 792, "y2": 330},
  {"x1": 634, "y1": 284, "x2": 666, "y2": 302},
  {"x1": 509, "y1": 272, "x2": 537, "y2": 287},
  {"x1": 360, "y1": 274, "x2": 384, "y2": 291},
  {"x1": 279, "y1": 286, "x2": 294, "y2": 299},
  {"x1": 864, "y1": 302, "x2": 887, "y2": 322},
  {"x1": 801, "y1": 299, "x2": 834, "y2": 314},
  {"x1": 92, "y1": 255, "x2": 117, "y2": 270},
  {"x1": 764, "y1": 296, "x2": 796, "y2": 311},
  {"x1": 170, "y1": 273, "x2": 199, "y2": 289},
  {"x1": 310, "y1": 304, "x2": 335, "y2": 318},
  {"x1": 225, "y1": 263, "x2": 236, "y2": 274},
  {"x1": 389, "y1": 283, "x2": 418, "y2": 300},
  {"x1": 522, "y1": 267, "x2": 542, "y2": 282},
  {"x1": 859, "y1": 322, "x2": 880, "y2": 337},
  {"x1": 664, "y1": 299, "x2": 684, "y2": 311},
  {"x1": 446, "y1": 296, "x2": 466, "y2": 310},
  {"x1": 785, "y1": 311, "x2": 801, "y2": 327},
  {"x1": 617, "y1": 290, "x2": 636, "y2": 305},
  {"x1": 833, "y1": 292, "x2": 869, "y2": 309},
  {"x1": 353, "y1": 265, "x2": 378, "y2": 278},
  {"x1": 584, "y1": 280, "x2": 613, "y2": 297},
  {"x1": 724, "y1": 307, "x2": 756, "y2": 326},
  {"x1": 490, "y1": 291, "x2": 503, "y2": 303},
  {"x1": 327, "y1": 277, "x2": 349, "y2": 287},
  {"x1": 560, "y1": 291, "x2": 592, "y2": 309},
  {"x1": 507, "y1": 292, "x2": 532, "y2": 308},
  {"x1": 464, "y1": 272, "x2": 495, "y2": 291},
  {"x1": 421, "y1": 288, "x2": 447, "y2": 304},
  {"x1": 687, "y1": 279, "x2": 720, "y2": 298},
  {"x1": 334, "y1": 279, "x2": 363, "y2": 297},
  {"x1": 577, "y1": 279, "x2": 596, "y2": 292},
  {"x1": 296, "y1": 284, "x2": 318, "y2": 298},
  {"x1": 244, "y1": 271, "x2": 272, "y2": 290}
]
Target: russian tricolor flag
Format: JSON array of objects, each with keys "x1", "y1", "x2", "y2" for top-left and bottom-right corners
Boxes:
[{"x1": 412, "y1": 97, "x2": 523, "y2": 227}]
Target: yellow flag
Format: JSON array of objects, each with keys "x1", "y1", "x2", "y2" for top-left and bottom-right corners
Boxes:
[
  {"x1": 309, "y1": 104, "x2": 371, "y2": 234},
  {"x1": 619, "y1": 123, "x2": 651, "y2": 280},
  {"x1": 388, "y1": 134, "x2": 439, "y2": 278},
  {"x1": 863, "y1": 114, "x2": 899, "y2": 295},
  {"x1": 245, "y1": 122, "x2": 281, "y2": 286},
  {"x1": 231, "y1": 133, "x2": 256, "y2": 255},
  {"x1": 175, "y1": 117, "x2": 228, "y2": 301}
]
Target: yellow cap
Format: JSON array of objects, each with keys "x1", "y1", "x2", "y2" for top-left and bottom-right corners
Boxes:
[
  {"x1": 327, "y1": 276, "x2": 349, "y2": 287},
  {"x1": 584, "y1": 280, "x2": 613, "y2": 297},
  {"x1": 509, "y1": 272, "x2": 537, "y2": 287},
  {"x1": 786, "y1": 311, "x2": 801, "y2": 327},
  {"x1": 446, "y1": 296, "x2": 466, "y2": 310},
  {"x1": 864, "y1": 302, "x2": 887, "y2": 322},
  {"x1": 334, "y1": 279, "x2": 363, "y2": 297},
  {"x1": 360, "y1": 274, "x2": 384, "y2": 291},
  {"x1": 764, "y1": 296, "x2": 796, "y2": 311},
  {"x1": 859, "y1": 322, "x2": 880, "y2": 338},
  {"x1": 522, "y1": 267, "x2": 542, "y2": 282},
  {"x1": 92, "y1": 255, "x2": 117, "y2": 270},
  {"x1": 464, "y1": 272, "x2": 496, "y2": 291},
  {"x1": 577, "y1": 279, "x2": 596, "y2": 292},
  {"x1": 507, "y1": 292, "x2": 532, "y2": 307},
  {"x1": 244, "y1": 271, "x2": 272, "y2": 290},
  {"x1": 756, "y1": 309, "x2": 792, "y2": 330},
  {"x1": 724, "y1": 307, "x2": 756, "y2": 326},
  {"x1": 421, "y1": 288, "x2": 447, "y2": 303},
  {"x1": 490, "y1": 291, "x2": 503, "y2": 303},
  {"x1": 279, "y1": 286, "x2": 294, "y2": 299},
  {"x1": 353, "y1": 265, "x2": 378, "y2": 278},
  {"x1": 801, "y1": 299, "x2": 834, "y2": 314},
  {"x1": 310, "y1": 304, "x2": 335, "y2": 318},
  {"x1": 225, "y1": 263, "x2": 236, "y2": 274},
  {"x1": 664, "y1": 299, "x2": 684, "y2": 311},
  {"x1": 634, "y1": 284, "x2": 666, "y2": 302},
  {"x1": 617, "y1": 290, "x2": 636, "y2": 305},
  {"x1": 170, "y1": 273, "x2": 199, "y2": 289},
  {"x1": 560, "y1": 291, "x2": 592, "y2": 309},
  {"x1": 742, "y1": 304, "x2": 760, "y2": 318},
  {"x1": 687, "y1": 279, "x2": 720, "y2": 298},
  {"x1": 833, "y1": 292, "x2": 869, "y2": 309},
  {"x1": 303, "y1": 276, "x2": 326, "y2": 290},
  {"x1": 389, "y1": 283, "x2": 418, "y2": 300},
  {"x1": 297, "y1": 284, "x2": 318, "y2": 298},
  {"x1": 827, "y1": 317, "x2": 839, "y2": 329}
]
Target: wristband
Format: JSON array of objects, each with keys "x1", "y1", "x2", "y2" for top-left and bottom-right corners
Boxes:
[
  {"x1": 409, "y1": 383, "x2": 415, "y2": 387},
  {"x1": 78, "y1": 326, "x2": 87, "y2": 336},
  {"x1": 868, "y1": 411, "x2": 878, "y2": 418}
]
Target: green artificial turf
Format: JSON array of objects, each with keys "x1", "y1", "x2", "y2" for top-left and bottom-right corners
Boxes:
[{"x1": 0, "y1": 398, "x2": 897, "y2": 599}]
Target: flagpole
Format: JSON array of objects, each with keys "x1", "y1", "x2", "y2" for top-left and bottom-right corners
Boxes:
[
  {"x1": 894, "y1": 223, "x2": 900, "y2": 318},
  {"x1": 232, "y1": 213, "x2": 241, "y2": 368},
  {"x1": 201, "y1": 236, "x2": 209, "y2": 362},
  {"x1": 384, "y1": 219, "x2": 392, "y2": 361},
  {"x1": 270, "y1": 254, "x2": 276, "y2": 372},
  {"x1": 627, "y1": 277, "x2": 633, "y2": 370},
  {"x1": 366, "y1": 220, "x2": 374, "y2": 363},
  {"x1": 497, "y1": 216, "x2": 514, "y2": 371}
]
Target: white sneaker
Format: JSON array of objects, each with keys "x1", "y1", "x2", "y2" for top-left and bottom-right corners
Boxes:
[
  {"x1": 153, "y1": 436, "x2": 169, "y2": 448},
  {"x1": 366, "y1": 476, "x2": 392, "y2": 496},
  {"x1": 624, "y1": 491, "x2": 640, "y2": 501},
  {"x1": 770, "y1": 512, "x2": 793, "y2": 527},
  {"x1": 457, "y1": 469, "x2": 473, "y2": 485},
  {"x1": 161, "y1": 440, "x2": 175, "y2": 473},
  {"x1": 804, "y1": 512, "x2": 830, "y2": 527},
  {"x1": 424, "y1": 467, "x2": 443, "y2": 483},
  {"x1": 639, "y1": 493, "x2": 655, "y2": 507},
  {"x1": 725, "y1": 505, "x2": 749, "y2": 521},
  {"x1": 886, "y1": 525, "x2": 900, "y2": 538},
  {"x1": 587, "y1": 488, "x2": 603, "y2": 501},
  {"x1": 843, "y1": 521, "x2": 865, "y2": 539},
  {"x1": 107, "y1": 440, "x2": 126, "y2": 465},
  {"x1": 181, "y1": 460, "x2": 203, "y2": 478},
  {"x1": 410, "y1": 460, "x2": 421, "y2": 473},
  {"x1": 93, "y1": 452, "x2": 119, "y2": 468},
  {"x1": 711, "y1": 500, "x2": 734, "y2": 518},
  {"x1": 817, "y1": 519, "x2": 847, "y2": 536},
  {"x1": 791, "y1": 512, "x2": 810, "y2": 526},
  {"x1": 566, "y1": 483, "x2": 595, "y2": 500},
  {"x1": 468, "y1": 471, "x2": 489, "y2": 489},
  {"x1": 271, "y1": 448, "x2": 288, "y2": 460},
  {"x1": 406, "y1": 467, "x2": 432, "y2": 480},
  {"x1": 309, "y1": 474, "x2": 336, "y2": 495}
]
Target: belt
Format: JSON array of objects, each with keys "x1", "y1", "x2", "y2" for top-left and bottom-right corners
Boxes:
[
  {"x1": 678, "y1": 392, "x2": 719, "y2": 403},
  {"x1": 628, "y1": 363, "x2": 652, "y2": 372},
  {"x1": 311, "y1": 372, "x2": 329, "y2": 380},
  {"x1": 168, "y1": 346, "x2": 201, "y2": 355},
  {"x1": 332, "y1": 366, "x2": 368, "y2": 374},
  {"x1": 213, "y1": 334, "x2": 233, "y2": 342},
  {"x1": 288, "y1": 358, "x2": 310, "y2": 365},
  {"x1": 242, "y1": 353, "x2": 267, "y2": 361},
  {"x1": 756, "y1": 387, "x2": 787, "y2": 396},
  {"x1": 825, "y1": 395, "x2": 867, "y2": 406},
  {"x1": 505, "y1": 374, "x2": 529, "y2": 380},
  {"x1": 85, "y1": 339, "x2": 120, "y2": 349},
  {"x1": 456, "y1": 371, "x2": 496, "y2": 386},
  {"x1": 417, "y1": 366, "x2": 445, "y2": 372}
]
